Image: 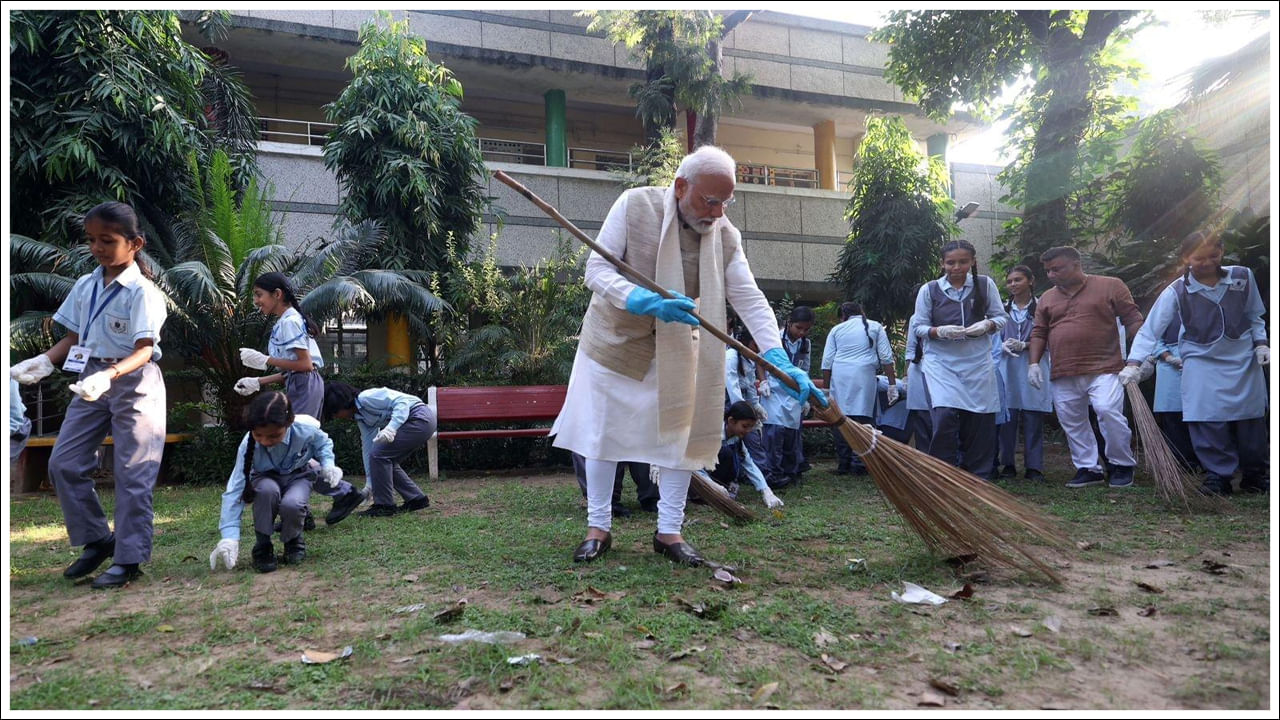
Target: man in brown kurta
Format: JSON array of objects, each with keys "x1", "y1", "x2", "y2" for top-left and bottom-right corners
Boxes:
[{"x1": 1028, "y1": 246, "x2": 1144, "y2": 489}]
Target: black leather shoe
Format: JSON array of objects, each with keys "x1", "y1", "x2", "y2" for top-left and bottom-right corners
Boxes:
[
  {"x1": 1024, "y1": 469, "x2": 1045, "y2": 482},
  {"x1": 252, "y1": 534, "x2": 277, "y2": 573},
  {"x1": 998, "y1": 465, "x2": 1018, "y2": 479},
  {"x1": 326, "y1": 489, "x2": 364, "y2": 525},
  {"x1": 399, "y1": 495, "x2": 430, "y2": 513},
  {"x1": 303, "y1": 510, "x2": 317, "y2": 532},
  {"x1": 90, "y1": 563, "x2": 141, "y2": 589},
  {"x1": 653, "y1": 534, "x2": 704, "y2": 566},
  {"x1": 361, "y1": 503, "x2": 398, "y2": 517},
  {"x1": 64, "y1": 534, "x2": 115, "y2": 579},
  {"x1": 572, "y1": 533, "x2": 612, "y2": 563},
  {"x1": 612, "y1": 504, "x2": 633, "y2": 518},
  {"x1": 281, "y1": 538, "x2": 306, "y2": 565}
]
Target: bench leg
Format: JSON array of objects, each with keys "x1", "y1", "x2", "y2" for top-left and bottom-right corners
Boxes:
[
  {"x1": 428, "y1": 433, "x2": 439, "y2": 483},
  {"x1": 19, "y1": 447, "x2": 52, "y2": 494}
]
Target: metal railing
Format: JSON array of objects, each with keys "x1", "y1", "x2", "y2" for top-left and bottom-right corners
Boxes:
[
  {"x1": 568, "y1": 146, "x2": 633, "y2": 172},
  {"x1": 736, "y1": 163, "x2": 820, "y2": 189},
  {"x1": 479, "y1": 138, "x2": 546, "y2": 165},
  {"x1": 259, "y1": 116, "x2": 335, "y2": 146}
]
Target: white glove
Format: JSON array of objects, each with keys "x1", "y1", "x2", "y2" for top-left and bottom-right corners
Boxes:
[
  {"x1": 756, "y1": 380, "x2": 771, "y2": 398},
  {"x1": 751, "y1": 402, "x2": 768, "y2": 423},
  {"x1": 935, "y1": 325, "x2": 967, "y2": 341},
  {"x1": 761, "y1": 487, "x2": 784, "y2": 509},
  {"x1": 375, "y1": 427, "x2": 397, "y2": 444},
  {"x1": 1001, "y1": 338, "x2": 1026, "y2": 356},
  {"x1": 1117, "y1": 365, "x2": 1143, "y2": 386},
  {"x1": 239, "y1": 347, "x2": 270, "y2": 370},
  {"x1": 1027, "y1": 363, "x2": 1044, "y2": 389},
  {"x1": 233, "y1": 377, "x2": 261, "y2": 396},
  {"x1": 320, "y1": 465, "x2": 344, "y2": 489},
  {"x1": 1139, "y1": 356, "x2": 1156, "y2": 381},
  {"x1": 69, "y1": 370, "x2": 113, "y2": 402},
  {"x1": 1255, "y1": 346, "x2": 1270, "y2": 366},
  {"x1": 10, "y1": 355, "x2": 55, "y2": 385},
  {"x1": 210, "y1": 538, "x2": 239, "y2": 570},
  {"x1": 1162, "y1": 354, "x2": 1183, "y2": 370},
  {"x1": 886, "y1": 384, "x2": 900, "y2": 405},
  {"x1": 964, "y1": 320, "x2": 994, "y2": 337}
]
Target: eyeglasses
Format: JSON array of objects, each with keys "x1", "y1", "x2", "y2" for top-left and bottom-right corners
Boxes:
[{"x1": 701, "y1": 195, "x2": 736, "y2": 209}]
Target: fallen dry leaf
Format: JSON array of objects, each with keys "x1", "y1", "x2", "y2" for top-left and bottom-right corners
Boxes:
[
  {"x1": 752, "y1": 681, "x2": 779, "y2": 705},
  {"x1": 813, "y1": 629, "x2": 838, "y2": 648},
  {"x1": 663, "y1": 682, "x2": 688, "y2": 697},
  {"x1": 301, "y1": 646, "x2": 353, "y2": 664},
  {"x1": 1088, "y1": 607, "x2": 1118, "y2": 617},
  {"x1": 667, "y1": 646, "x2": 706, "y2": 661},
  {"x1": 156, "y1": 624, "x2": 175, "y2": 633},
  {"x1": 375, "y1": 632, "x2": 391, "y2": 641},
  {"x1": 918, "y1": 690, "x2": 946, "y2": 707},
  {"x1": 391, "y1": 657, "x2": 414, "y2": 664},
  {"x1": 1135, "y1": 581, "x2": 1164, "y2": 594},
  {"x1": 820, "y1": 654, "x2": 848, "y2": 673},
  {"x1": 719, "y1": 522, "x2": 730, "y2": 529},
  {"x1": 733, "y1": 629, "x2": 753, "y2": 642},
  {"x1": 1043, "y1": 616, "x2": 1062, "y2": 634},
  {"x1": 929, "y1": 677, "x2": 960, "y2": 696},
  {"x1": 393, "y1": 603, "x2": 427, "y2": 614},
  {"x1": 402, "y1": 574, "x2": 419, "y2": 583},
  {"x1": 573, "y1": 586, "x2": 626, "y2": 603},
  {"x1": 1138, "y1": 606, "x2": 1158, "y2": 617},
  {"x1": 713, "y1": 568, "x2": 741, "y2": 585},
  {"x1": 451, "y1": 584, "x2": 466, "y2": 593},
  {"x1": 959, "y1": 570, "x2": 989, "y2": 583},
  {"x1": 1010, "y1": 625, "x2": 1033, "y2": 638},
  {"x1": 1144, "y1": 559, "x2": 1175, "y2": 569},
  {"x1": 433, "y1": 600, "x2": 468, "y2": 624},
  {"x1": 1076, "y1": 541, "x2": 1095, "y2": 551},
  {"x1": 943, "y1": 642, "x2": 963, "y2": 653},
  {"x1": 1201, "y1": 560, "x2": 1229, "y2": 575},
  {"x1": 949, "y1": 584, "x2": 975, "y2": 600},
  {"x1": 583, "y1": 632, "x2": 604, "y2": 639},
  {"x1": 632, "y1": 639, "x2": 657, "y2": 650}
]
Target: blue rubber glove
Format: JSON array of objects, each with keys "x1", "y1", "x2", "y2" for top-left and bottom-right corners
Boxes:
[
  {"x1": 625, "y1": 287, "x2": 699, "y2": 326},
  {"x1": 761, "y1": 347, "x2": 828, "y2": 408}
]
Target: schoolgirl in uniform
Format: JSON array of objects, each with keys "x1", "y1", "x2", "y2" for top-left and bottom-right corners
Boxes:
[
  {"x1": 1124, "y1": 231, "x2": 1269, "y2": 496},
  {"x1": 907, "y1": 240, "x2": 1009, "y2": 479},
  {"x1": 697, "y1": 401, "x2": 783, "y2": 509},
  {"x1": 758, "y1": 306, "x2": 815, "y2": 488},
  {"x1": 902, "y1": 330, "x2": 934, "y2": 450},
  {"x1": 210, "y1": 392, "x2": 345, "y2": 573},
  {"x1": 873, "y1": 374, "x2": 911, "y2": 444},
  {"x1": 995, "y1": 266, "x2": 1052, "y2": 481},
  {"x1": 321, "y1": 381, "x2": 434, "y2": 517},
  {"x1": 235, "y1": 272, "x2": 362, "y2": 523},
  {"x1": 9, "y1": 202, "x2": 167, "y2": 588},
  {"x1": 725, "y1": 326, "x2": 770, "y2": 476},
  {"x1": 821, "y1": 302, "x2": 896, "y2": 475}
]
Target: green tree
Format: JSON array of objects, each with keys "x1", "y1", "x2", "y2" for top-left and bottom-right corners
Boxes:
[
  {"x1": 875, "y1": 10, "x2": 1146, "y2": 272},
  {"x1": 9, "y1": 10, "x2": 259, "y2": 251},
  {"x1": 11, "y1": 151, "x2": 444, "y2": 428},
  {"x1": 829, "y1": 117, "x2": 957, "y2": 334},
  {"x1": 322, "y1": 14, "x2": 489, "y2": 273},
  {"x1": 435, "y1": 234, "x2": 591, "y2": 386},
  {"x1": 583, "y1": 10, "x2": 753, "y2": 148}
]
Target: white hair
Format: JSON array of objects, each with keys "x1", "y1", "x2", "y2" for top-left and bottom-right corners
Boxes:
[{"x1": 675, "y1": 145, "x2": 737, "y2": 183}]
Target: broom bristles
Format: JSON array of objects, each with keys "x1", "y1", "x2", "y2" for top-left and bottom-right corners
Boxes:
[
  {"x1": 690, "y1": 470, "x2": 757, "y2": 521},
  {"x1": 1124, "y1": 383, "x2": 1222, "y2": 511},
  {"x1": 815, "y1": 400, "x2": 1069, "y2": 583}
]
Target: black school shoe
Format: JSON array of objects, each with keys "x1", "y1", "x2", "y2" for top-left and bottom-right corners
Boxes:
[
  {"x1": 64, "y1": 533, "x2": 115, "y2": 579},
  {"x1": 90, "y1": 563, "x2": 141, "y2": 589},
  {"x1": 399, "y1": 495, "x2": 431, "y2": 513},
  {"x1": 998, "y1": 465, "x2": 1018, "y2": 479},
  {"x1": 281, "y1": 537, "x2": 306, "y2": 565},
  {"x1": 360, "y1": 503, "x2": 398, "y2": 517},
  {"x1": 274, "y1": 510, "x2": 316, "y2": 534},
  {"x1": 325, "y1": 489, "x2": 364, "y2": 525},
  {"x1": 252, "y1": 533, "x2": 277, "y2": 573}
]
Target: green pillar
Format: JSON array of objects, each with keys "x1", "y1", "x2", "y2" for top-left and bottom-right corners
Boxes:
[{"x1": 544, "y1": 89, "x2": 567, "y2": 167}]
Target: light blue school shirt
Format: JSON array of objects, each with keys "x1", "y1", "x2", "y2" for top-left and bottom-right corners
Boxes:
[
  {"x1": 10, "y1": 378, "x2": 29, "y2": 434},
  {"x1": 270, "y1": 307, "x2": 324, "y2": 369},
  {"x1": 909, "y1": 275, "x2": 1008, "y2": 413},
  {"x1": 904, "y1": 331, "x2": 932, "y2": 412},
  {"x1": 1129, "y1": 268, "x2": 1268, "y2": 422},
  {"x1": 873, "y1": 375, "x2": 910, "y2": 431},
  {"x1": 218, "y1": 415, "x2": 336, "y2": 541},
  {"x1": 353, "y1": 387, "x2": 425, "y2": 476},
  {"x1": 760, "y1": 333, "x2": 809, "y2": 428},
  {"x1": 822, "y1": 316, "x2": 892, "y2": 418},
  {"x1": 725, "y1": 348, "x2": 760, "y2": 406},
  {"x1": 996, "y1": 300, "x2": 1053, "y2": 413},
  {"x1": 52, "y1": 263, "x2": 167, "y2": 361}
]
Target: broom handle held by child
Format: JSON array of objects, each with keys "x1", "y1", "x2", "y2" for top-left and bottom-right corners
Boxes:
[{"x1": 494, "y1": 170, "x2": 811, "y2": 404}]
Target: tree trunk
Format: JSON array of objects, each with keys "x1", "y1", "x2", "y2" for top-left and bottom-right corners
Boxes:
[{"x1": 643, "y1": 21, "x2": 677, "y2": 148}]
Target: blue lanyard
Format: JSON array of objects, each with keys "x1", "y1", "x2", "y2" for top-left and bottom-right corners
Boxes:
[{"x1": 81, "y1": 281, "x2": 125, "y2": 345}]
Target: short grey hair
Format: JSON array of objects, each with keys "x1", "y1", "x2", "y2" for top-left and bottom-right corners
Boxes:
[{"x1": 675, "y1": 145, "x2": 737, "y2": 183}]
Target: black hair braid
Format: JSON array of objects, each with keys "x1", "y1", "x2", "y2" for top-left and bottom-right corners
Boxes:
[{"x1": 239, "y1": 436, "x2": 258, "y2": 504}]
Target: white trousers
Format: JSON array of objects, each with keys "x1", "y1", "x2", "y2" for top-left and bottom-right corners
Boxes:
[
  {"x1": 585, "y1": 459, "x2": 691, "y2": 535},
  {"x1": 1050, "y1": 373, "x2": 1136, "y2": 470}
]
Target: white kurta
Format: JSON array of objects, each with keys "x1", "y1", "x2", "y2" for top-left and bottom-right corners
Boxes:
[
  {"x1": 822, "y1": 316, "x2": 891, "y2": 418},
  {"x1": 551, "y1": 192, "x2": 781, "y2": 470}
]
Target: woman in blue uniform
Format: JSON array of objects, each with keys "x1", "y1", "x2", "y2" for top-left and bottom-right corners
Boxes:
[
  {"x1": 10, "y1": 202, "x2": 168, "y2": 589},
  {"x1": 1123, "y1": 231, "x2": 1268, "y2": 496},
  {"x1": 821, "y1": 302, "x2": 896, "y2": 475},
  {"x1": 902, "y1": 330, "x2": 933, "y2": 450},
  {"x1": 322, "y1": 381, "x2": 434, "y2": 517},
  {"x1": 995, "y1": 266, "x2": 1052, "y2": 482},
  {"x1": 907, "y1": 240, "x2": 1009, "y2": 479}
]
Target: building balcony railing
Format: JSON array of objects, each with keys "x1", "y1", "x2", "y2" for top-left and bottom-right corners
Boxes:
[
  {"x1": 479, "y1": 138, "x2": 546, "y2": 165},
  {"x1": 568, "y1": 146, "x2": 633, "y2": 172},
  {"x1": 259, "y1": 117, "x2": 335, "y2": 146},
  {"x1": 736, "y1": 163, "x2": 819, "y2": 189}
]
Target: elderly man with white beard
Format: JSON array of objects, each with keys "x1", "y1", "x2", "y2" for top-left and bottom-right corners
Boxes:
[{"x1": 551, "y1": 146, "x2": 825, "y2": 566}]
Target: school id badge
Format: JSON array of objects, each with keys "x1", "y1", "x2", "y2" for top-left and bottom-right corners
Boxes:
[{"x1": 63, "y1": 345, "x2": 91, "y2": 373}]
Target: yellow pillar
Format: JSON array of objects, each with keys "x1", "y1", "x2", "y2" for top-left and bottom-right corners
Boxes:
[
  {"x1": 387, "y1": 313, "x2": 411, "y2": 368},
  {"x1": 813, "y1": 120, "x2": 837, "y2": 191}
]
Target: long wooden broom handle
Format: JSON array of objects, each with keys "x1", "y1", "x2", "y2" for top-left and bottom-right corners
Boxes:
[{"x1": 494, "y1": 170, "x2": 812, "y2": 403}]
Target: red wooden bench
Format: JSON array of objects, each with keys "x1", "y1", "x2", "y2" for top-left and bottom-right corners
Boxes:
[{"x1": 425, "y1": 383, "x2": 834, "y2": 481}]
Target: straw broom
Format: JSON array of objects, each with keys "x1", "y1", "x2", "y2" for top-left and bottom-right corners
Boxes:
[
  {"x1": 690, "y1": 470, "x2": 757, "y2": 521},
  {"x1": 1124, "y1": 383, "x2": 1221, "y2": 511},
  {"x1": 495, "y1": 171, "x2": 1069, "y2": 582}
]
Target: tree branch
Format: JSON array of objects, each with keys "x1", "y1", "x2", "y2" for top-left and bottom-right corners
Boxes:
[{"x1": 1014, "y1": 10, "x2": 1050, "y2": 41}]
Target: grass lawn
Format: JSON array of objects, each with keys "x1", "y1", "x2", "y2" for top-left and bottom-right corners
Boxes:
[{"x1": 7, "y1": 444, "x2": 1272, "y2": 710}]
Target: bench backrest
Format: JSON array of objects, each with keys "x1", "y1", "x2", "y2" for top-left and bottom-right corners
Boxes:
[{"x1": 434, "y1": 385, "x2": 567, "y2": 423}]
